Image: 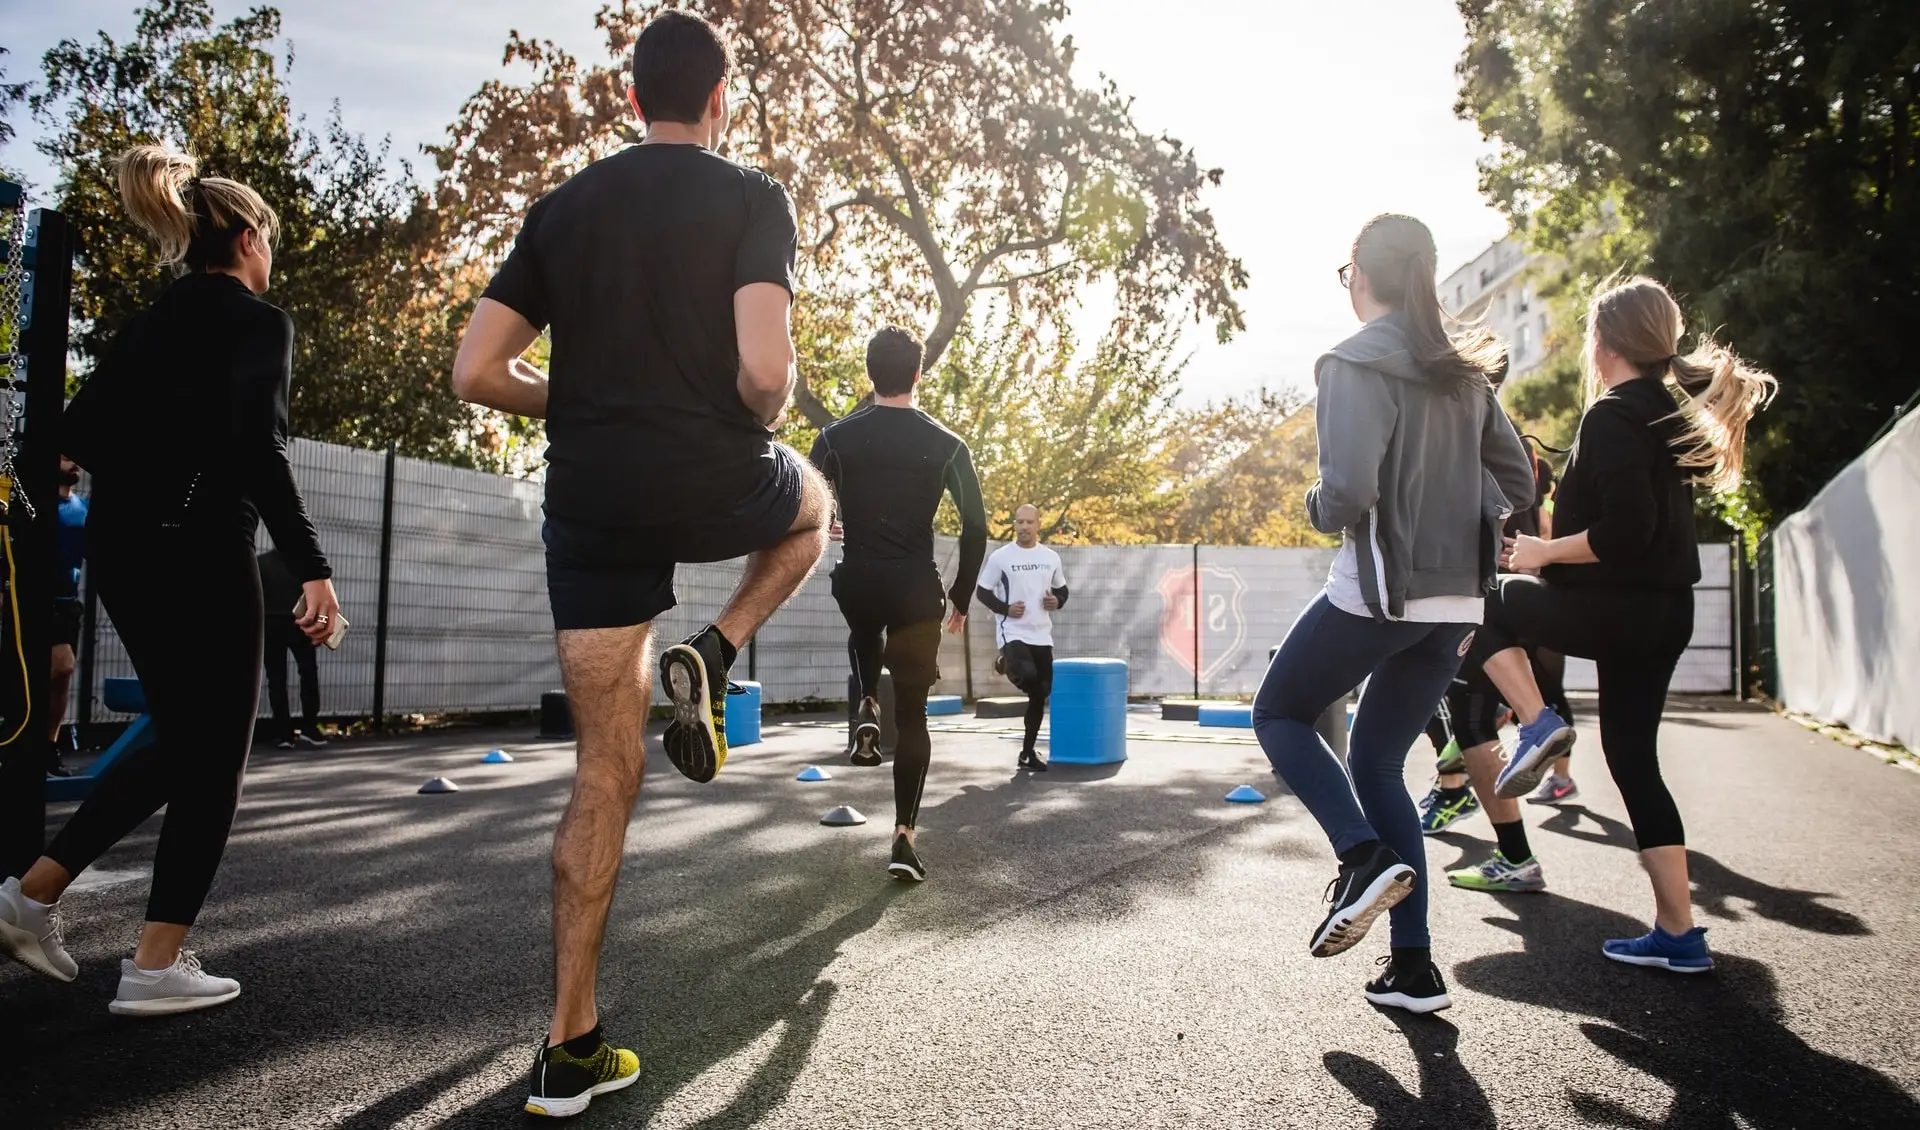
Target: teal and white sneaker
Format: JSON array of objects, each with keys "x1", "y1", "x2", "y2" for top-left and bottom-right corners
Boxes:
[
  {"x1": 1420, "y1": 787, "x2": 1481, "y2": 835},
  {"x1": 1446, "y1": 851, "x2": 1547, "y2": 893}
]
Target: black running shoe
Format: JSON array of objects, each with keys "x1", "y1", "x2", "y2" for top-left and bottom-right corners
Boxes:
[
  {"x1": 1309, "y1": 843, "x2": 1416, "y2": 958},
  {"x1": 525, "y1": 1026, "x2": 640, "y2": 1118},
  {"x1": 849, "y1": 697, "x2": 882, "y2": 767},
  {"x1": 1018, "y1": 748, "x2": 1048, "y2": 772},
  {"x1": 888, "y1": 833, "x2": 926, "y2": 882},
  {"x1": 1363, "y1": 955, "x2": 1453, "y2": 1014},
  {"x1": 659, "y1": 627, "x2": 731, "y2": 783}
]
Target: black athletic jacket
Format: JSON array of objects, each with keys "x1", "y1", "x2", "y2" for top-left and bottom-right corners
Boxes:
[{"x1": 63, "y1": 272, "x2": 330, "y2": 581}]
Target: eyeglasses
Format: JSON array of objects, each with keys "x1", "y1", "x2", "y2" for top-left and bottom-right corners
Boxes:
[{"x1": 1337, "y1": 263, "x2": 1355, "y2": 289}]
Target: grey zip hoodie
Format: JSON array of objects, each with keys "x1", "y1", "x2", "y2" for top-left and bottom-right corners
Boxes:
[{"x1": 1307, "y1": 313, "x2": 1536, "y2": 621}]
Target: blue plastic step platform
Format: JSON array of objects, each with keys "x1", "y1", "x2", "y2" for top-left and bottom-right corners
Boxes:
[
  {"x1": 926, "y1": 695, "x2": 964, "y2": 716},
  {"x1": 1196, "y1": 703, "x2": 1255, "y2": 729},
  {"x1": 46, "y1": 677, "x2": 154, "y2": 803}
]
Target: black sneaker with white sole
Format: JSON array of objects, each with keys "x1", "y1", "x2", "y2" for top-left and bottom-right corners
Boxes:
[
  {"x1": 1309, "y1": 842, "x2": 1416, "y2": 958},
  {"x1": 525, "y1": 1025, "x2": 640, "y2": 1118},
  {"x1": 1363, "y1": 955, "x2": 1453, "y2": 1013},
  {"x1": 659, "y1": 626, "x2": 732, "y2": 783},
  {"x1": 849, "y1": 697, "x2": 882, "y2": 767},
  {"x1": 1018, "y1": 749, "x2": 1048, "y2": 772},
  {"x1": 888, "y1": 833, "x2": 926, "y2": 882}
]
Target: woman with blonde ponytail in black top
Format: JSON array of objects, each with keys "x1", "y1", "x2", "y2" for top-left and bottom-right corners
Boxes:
[
  {"x1": 1480, "y1": 276, "x2": 1775, "y2": 974},
  {"x1": 0, "y1": 145, "x2": 339, "y2": 1016}
]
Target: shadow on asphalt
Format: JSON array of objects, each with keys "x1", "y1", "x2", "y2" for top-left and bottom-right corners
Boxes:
[
  {"x1": 1453, "y1": 895, "x2": 1919, "y2": 1128},
  {"x1": 1324, "y1": 1009, "x2": 1494, "y2": 1129},
  {"x1": 1538, "y1": 805, "x2": 1870, "y2": 935},
  {"x1": 12, "y1": 732, "x2": 1278, "y2": 1128}
]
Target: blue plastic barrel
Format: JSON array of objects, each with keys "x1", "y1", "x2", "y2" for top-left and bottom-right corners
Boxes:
[
  {"x1": 1197, "y1": 703, "x2": 1255, "y2": 728},
  {"x1": 1047, "y1": 658, "x2": 1129, "y2": 764},
  {"x1": 725, "y1": 681, "x2": 762, "y2": 747}
]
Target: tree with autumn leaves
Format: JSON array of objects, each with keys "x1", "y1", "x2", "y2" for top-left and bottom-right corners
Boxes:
[{"x1": 19, "y1": 0, "x2": 1331, "y2": 543}]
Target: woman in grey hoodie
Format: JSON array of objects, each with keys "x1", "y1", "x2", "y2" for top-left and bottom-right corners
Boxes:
[{"x1": 1252, "y1": 214, "x2": 1535, "y2": 1014}]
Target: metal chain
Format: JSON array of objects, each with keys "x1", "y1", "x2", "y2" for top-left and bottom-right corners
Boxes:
[{"x1": 0, "y1": 198, "x2": 33, "y2": 522}]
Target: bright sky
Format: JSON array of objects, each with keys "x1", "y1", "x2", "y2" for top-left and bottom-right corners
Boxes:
[{"x1": 2, "y1": 0, "x2": 1509, "y2": 402}]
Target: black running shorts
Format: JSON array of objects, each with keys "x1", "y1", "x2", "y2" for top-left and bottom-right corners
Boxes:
[
  {"x1": 51, "y1": 598, "x2": 81, "y2": 652},
  {"x1": 544, "y1": 443, "x2": 806, "y2": 631}
]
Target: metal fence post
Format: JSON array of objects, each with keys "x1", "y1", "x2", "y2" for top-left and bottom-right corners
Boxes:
[
  {"x1": 1191, "y1": 542, "x2": 1201, "y2": 699},
  {"x1": 1730, "y1": 537, "x2": 1744, "y2": 700},
  {"x1": 77, "y1": 567, "x2": 97, "y2": 729},
  {"x1": 371, "y1": 443, "x2": 396, "y2": 732}
]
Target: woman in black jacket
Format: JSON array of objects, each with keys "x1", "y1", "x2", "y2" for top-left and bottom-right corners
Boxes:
[
  {"x1": 1478, "y1": 276, "x2": 1774, "y2": 974},
  {"x1": 0, "y1": 145, "x2": 339, "y2": 1015}
]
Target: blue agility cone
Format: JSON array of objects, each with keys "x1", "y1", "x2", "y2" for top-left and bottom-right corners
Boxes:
[
  {"x1": 796, "y1": 765, "x2": 832, "y2": 782},
  {"x1": 418, "y1": 777, "x2": 460, "y2": 794},
  {"x1": 820, "y1": 805, "x2": 867, "y2": 826},
  {"x1": 482, "y1": 750, "x2": 513, "y2": 764},
  {"x1": 1224, "y1": 784, "x2": 1266, "y2": 804}
]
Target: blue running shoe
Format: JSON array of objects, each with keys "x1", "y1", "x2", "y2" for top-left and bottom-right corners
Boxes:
[
  {"x1": 1495, "y1": 708, "x2": 1575, "y2": 799},
  {"x1": 1602, "y1": 925, "x2": 1713, "y2": 973},
  {"x1": 1420, "y1": 788, "x2": 1480, "y2": 836}
]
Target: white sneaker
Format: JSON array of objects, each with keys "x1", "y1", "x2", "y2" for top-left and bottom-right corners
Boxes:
[
  {"x1": 108, "y1": 949, "x2": 241, "y2": 1016},
  {"x1": 0, "y1": 875, "x2": 78, "y2": 982}
]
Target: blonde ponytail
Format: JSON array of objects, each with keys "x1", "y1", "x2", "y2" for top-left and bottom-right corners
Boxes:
[
  {"x1": 1668, "y1": 338, "x2": 1777, "y2": 494},
  {"x1": 1588, "y1": 276, "x2": 1778, "y2": 495},
  {"x1": 110, "y1": 143, "x2": 279, "y2": 273}
]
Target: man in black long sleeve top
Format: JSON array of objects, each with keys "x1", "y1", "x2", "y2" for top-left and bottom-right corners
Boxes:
[{"x1": 809, "y1": 326, "x2": 987, "y2": 882}]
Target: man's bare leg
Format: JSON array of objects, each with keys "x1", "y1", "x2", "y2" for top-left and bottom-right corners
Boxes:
[
  {"x1": 712, "y1": 455, "x2": 832, "y2": 650},
  {"x1": 1460, "y1": 741, "x2": 1523, "y2": 825},
  {"x1": 549, "y1": 623, "x2": 653, "y2": 1047}
]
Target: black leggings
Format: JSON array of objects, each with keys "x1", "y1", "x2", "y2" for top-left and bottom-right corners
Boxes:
[
  {"x1": 1002, "y1": 642, "x2": 1054, "y2": 753},
  {"x1": 1480, "y1": 576, "x2": 1693, "y2": 849},
  {"x1": 263, "y1": 614, "x2": 319, "y2": 740},
  {"x1": 833, "y1": 562, "x2": 943, "y2": 829},
  {"x1": 46, "y1": 531, "x2": 265, "y2": 925}
]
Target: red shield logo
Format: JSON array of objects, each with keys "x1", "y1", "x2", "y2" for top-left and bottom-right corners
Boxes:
[{"x1": 1158, "y1": 565, "x2": 1248, "y2": 681}]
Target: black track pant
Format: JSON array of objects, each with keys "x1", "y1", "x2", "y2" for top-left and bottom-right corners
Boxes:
[
  {"x1": 1480, "y1": 576, "x2": 1693, "y2": 850},
  {"x1": 833, "y1": 561, "x2": 943, "y2": 829},
  {"x1": 263, "y1": 614, "x2": 319, "y2": 740},
  {"x1": 45, "y1": 530, "x2": 265, "y2": 925},
  {"x1": 1002, "y1": 642, "x2": 1054, "y2": 753}
]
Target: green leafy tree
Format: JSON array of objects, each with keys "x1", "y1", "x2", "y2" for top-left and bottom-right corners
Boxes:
[
  {"x1": 923, "y1": 305, "x2": 1184, "y2": 543},
  {"x1": 1147, "y1": 388, "x2": 1334, "y2": 548},
  {"x1": 1456, "y1": 0, "x2": 1920, "y2": 523},
  {"x1": 430, "y1": 0, "x2": 1247, "y2": 428},
  {"x1": 31, "y1": 1, "x2": 512, "y2": 467}
]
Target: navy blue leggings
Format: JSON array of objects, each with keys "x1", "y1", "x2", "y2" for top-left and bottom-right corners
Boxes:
[{"x1": 1253, "y1": 595, "x2": 1474, "y2": 948}]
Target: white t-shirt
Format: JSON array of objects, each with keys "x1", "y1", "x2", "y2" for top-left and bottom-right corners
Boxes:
[
  {"x1": 1326, "y1": 538, "x2": 1485, "y2": 625},
  {"x1": 978, "y1": 542, "x2": 1067, "y2": 647}
]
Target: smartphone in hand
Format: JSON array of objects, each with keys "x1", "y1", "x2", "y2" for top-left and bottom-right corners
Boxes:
[{"x1": 291, "y1": 594, "x2": 349, "y2": 650}]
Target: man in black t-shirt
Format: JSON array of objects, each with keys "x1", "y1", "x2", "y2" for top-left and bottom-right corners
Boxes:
[
  {"x1": 809, "y1": 326, "x2": 987, "y2": 883},
  {"x1": 450, "y1": 11, "x2": 829, "y2": 1119}
]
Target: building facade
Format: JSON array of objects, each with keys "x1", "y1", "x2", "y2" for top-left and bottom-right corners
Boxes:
[{"x1": 1441, "y1": 234, "x2": 1553, "y2": 378}]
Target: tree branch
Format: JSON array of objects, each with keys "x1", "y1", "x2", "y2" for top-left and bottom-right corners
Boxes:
[{"x1": 971, "y1": 261, "x2": 1076, "y2": 292}]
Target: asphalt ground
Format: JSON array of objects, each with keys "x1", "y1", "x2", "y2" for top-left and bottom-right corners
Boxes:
[{"x1": 6, "y1": 695, "x2": 1918, "y2": 1129}]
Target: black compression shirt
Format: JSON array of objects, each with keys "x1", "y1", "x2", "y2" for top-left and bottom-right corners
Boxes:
[{"x1": 808, "y1": 405, "x2": 988, "y2": 612}]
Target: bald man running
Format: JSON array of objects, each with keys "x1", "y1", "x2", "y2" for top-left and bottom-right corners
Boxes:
[{"x1": 975, "y1": 505, "x2": 1069, "y2": 770}]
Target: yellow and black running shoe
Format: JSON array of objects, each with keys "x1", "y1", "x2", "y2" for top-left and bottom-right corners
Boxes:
[
  {"x1": 526, "y1": 1026, "x2": 639, "y2": 1118},
  {"x1": 660, "y1": 626, "x2": 731, "y2": 783}
]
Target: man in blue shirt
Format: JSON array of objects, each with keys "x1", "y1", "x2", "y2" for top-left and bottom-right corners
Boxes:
[{"x1": 48, "y1": 457, "x2": 87, "y2": 775}]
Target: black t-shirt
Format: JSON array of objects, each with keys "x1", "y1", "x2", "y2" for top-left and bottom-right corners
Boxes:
[
  {"x1": 483, "y1": 144, "x2": 798, "y2": 526},
  {"x1": 808, "y1": 405, "x2": 989, "y2": 612},
  {"x1": 1545, "y1": 377, "x2": 1701, "y2": 591}
]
